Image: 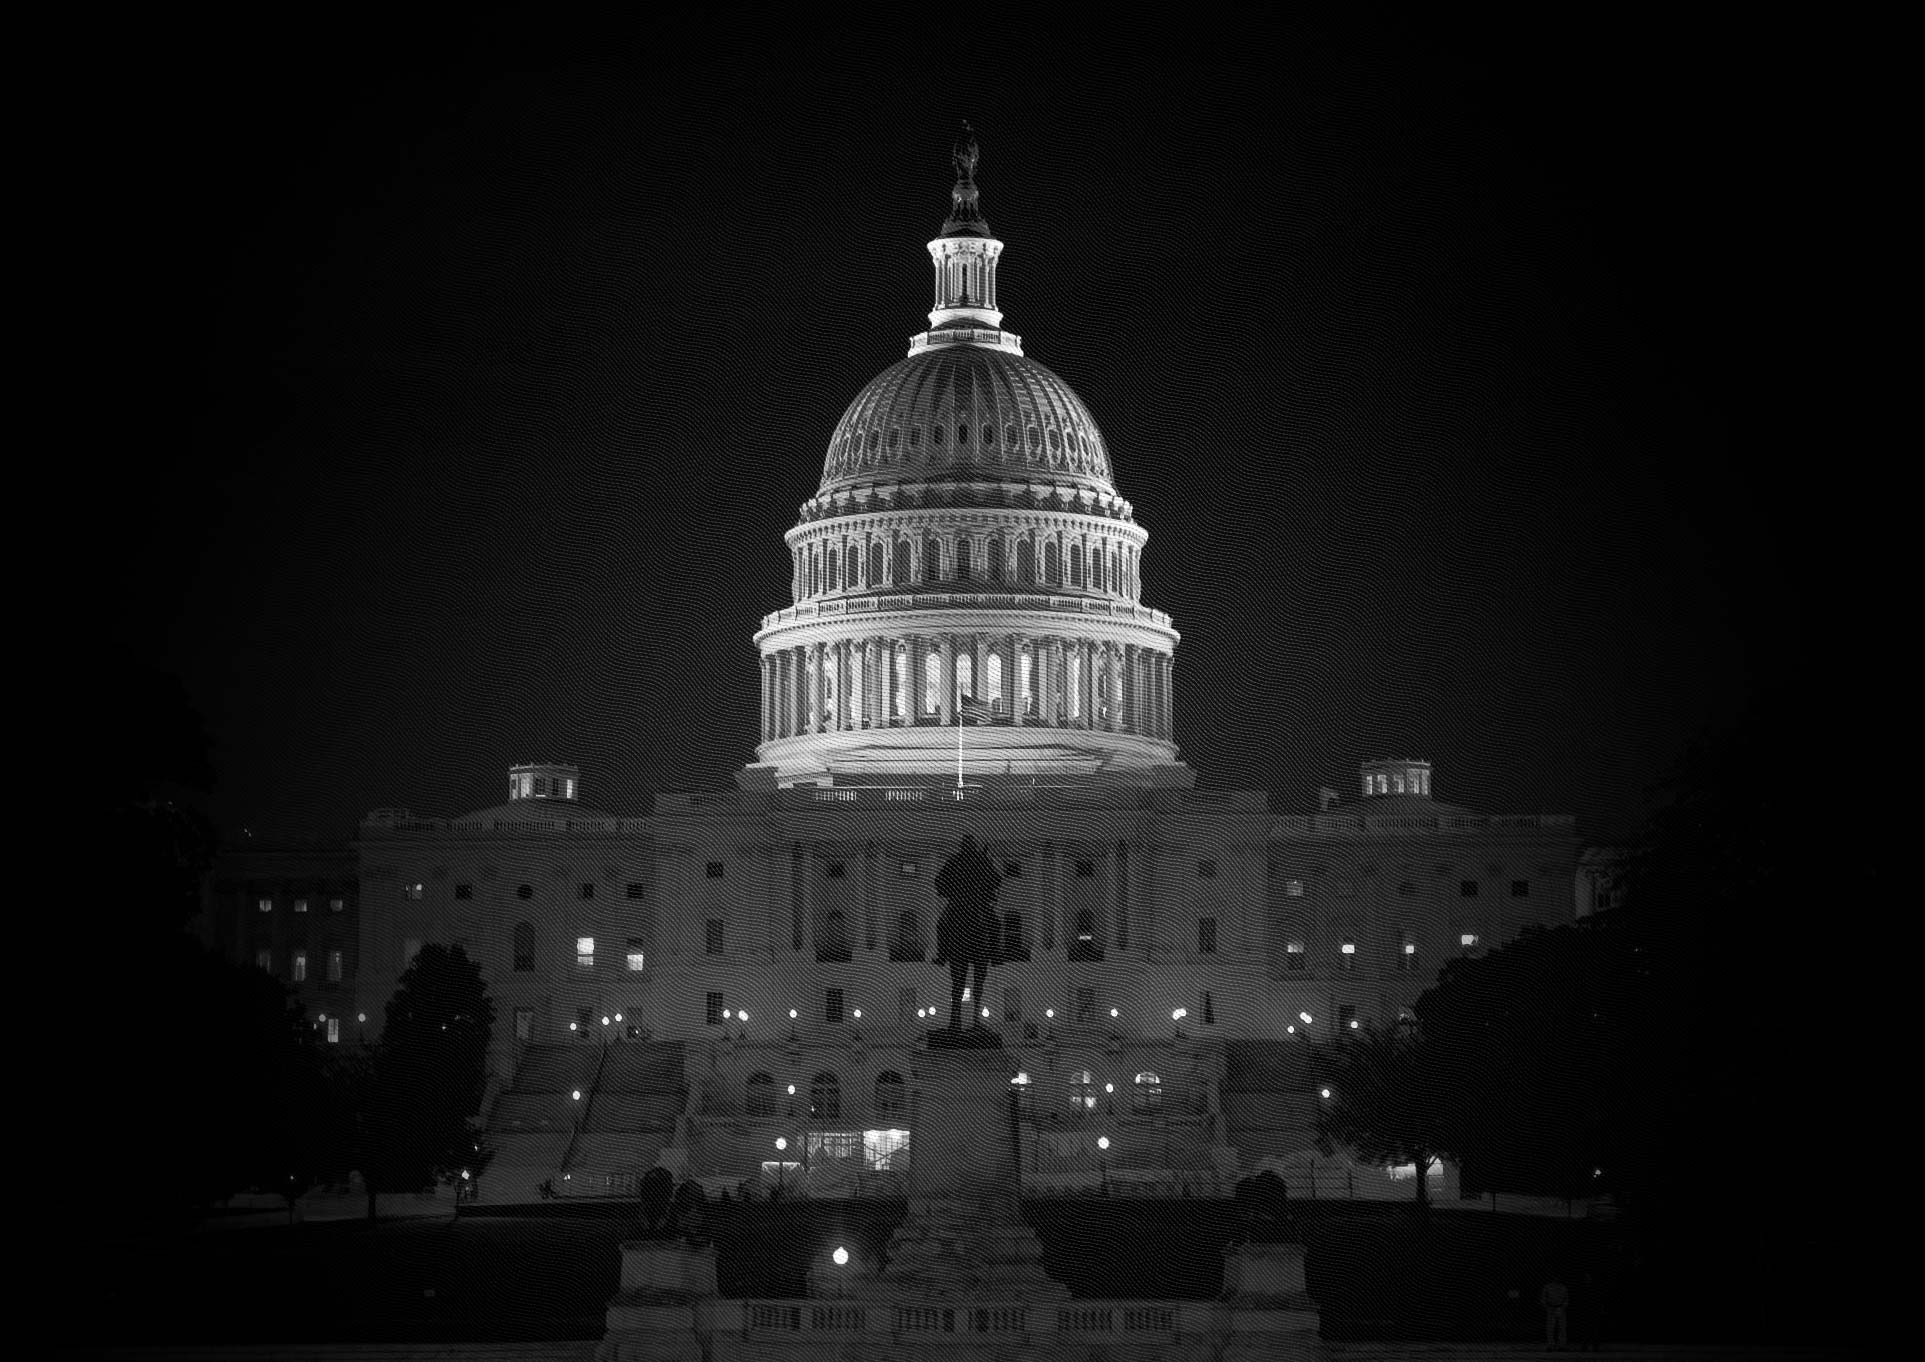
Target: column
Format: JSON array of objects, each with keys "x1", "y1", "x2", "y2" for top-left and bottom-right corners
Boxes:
[
  {"x1": 939, "y1": 635, "x2": 956, "y2": 725},
  {"x1": 907, "y1": 634, "x2": 924, "y2": 724},
  {"x1": 808, "y1": 643, "x2": 824, "y2": 734},
  {"x1": 973, "y1": 635, "x2": 988, "y2": 708},
  {"x1": 1008, "y1": 634, "x2": 1023, "y2": 726},
  {"x1": 1122, "y1": 644, "x2": 1137, "y2": 734}
]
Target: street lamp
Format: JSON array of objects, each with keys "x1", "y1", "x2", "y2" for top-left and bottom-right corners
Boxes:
[
  {"x1": 774, "y1": 1137, "x2": 789, "y2": 1198},
  {"x1": 1097, "y1": 1135, "x2": 1111, "y2": 1195}
]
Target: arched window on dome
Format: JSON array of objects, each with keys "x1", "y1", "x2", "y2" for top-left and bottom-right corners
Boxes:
[
  {"x1": 845, "y1": 543, "x2": 859, "y2": 589},
  {"x1": 867, "y1": 541, "x2": 883, "y2": 587},
  {"x1": 954, "y1": 654, "x2": 973, "y2": 712},
  {"x1": 986, "y1": 536, "x2": 1003, "y2": 583},
  {"x1": 1005, "y1": 423, "x2": 1018, "y2": 447},
  {"x1": 808, "y1": 549, "x2": 820, "y2": 597},
  {"x1": 925, "y1": 650, "x2": 941, "y2": 717},
  {"x1": 825, "y1": 547, "x2": 839, "y2": 592},
  {"x1": 893, "y1": 539, "x2": 911, "y2": 587},
  {"x1": 1016, "y1": 539, "x2": 1036, "y2": 584},
  {"x1": 1069, "y1": 543, "x2": 1085, "y2": 587},
  {"x1": 956, "y1": 535, "x2": 974, "y2": 583},
  {"x1": 746, "y1": 1072, "x2": 776, "y2": 1119},
  {"x1": 889, "y1": 428, "x2": 901, "y2": 450},
  {"x1": 1133, "y1": 1070, "x2": 1163, "y2": 1112},
  {"x1": 908, "y1": 426, "x2": 921, "y2": 448},
  {"x1": 1045, "y1": 540, "x2": 1063, "y2": 586},
  {"x1": 932, "y1": 424, "x2": 944, "y2": 446},
  {"x1": 1092, "y1": 543, "x2": 1106, "y2": 592},
  {"x1": 866, "y1": 429, "x2": 879, "y2": 455},
  {"x1": 923, "y1": 536, "x2": 942, "y2": 584},
  {"x1": 987, "y1": 652, "x2": 1003, "y2": 707},
  {"x1": 982, "y1": 423, "x2": 995, "y2": 446},
  {"x1": 792, "y1": 550, "x2": 803, "y2": 601},
  {"x1": 956, "y1": 423, "x2": 968, "y2": 445},
  {"x1": 874, "y1": 1071, "x2": 906, "y2": 1122},
  {"x1": 890, "y1": 909, "x2": 925, "y2": 962}
]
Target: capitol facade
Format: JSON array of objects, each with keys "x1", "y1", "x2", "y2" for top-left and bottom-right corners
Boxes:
[{"x1": 206, "y1": 131, "x2": 1580, "y2": 1205}]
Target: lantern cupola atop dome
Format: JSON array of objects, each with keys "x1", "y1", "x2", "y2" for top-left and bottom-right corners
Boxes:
[{"x1": 916, "y1": 122, "x2": 1019, "y2": 355}]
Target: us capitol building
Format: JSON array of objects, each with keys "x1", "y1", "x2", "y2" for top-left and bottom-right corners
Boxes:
[{"x1": 207, "y1": 130, "x2": 1581, "y2": 1206}]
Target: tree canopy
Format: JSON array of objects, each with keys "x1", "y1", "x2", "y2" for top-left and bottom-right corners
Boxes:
[{"x1": 1313, "y1": 1021, "x2": 1450, "y2": 1210}]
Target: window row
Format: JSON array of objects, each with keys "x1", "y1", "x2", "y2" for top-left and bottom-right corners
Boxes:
[
  {"x1": 833, "y1": 419, "x2": 1099, "y2": 464},
  {"x1": 509, "y1": 926, "x2": 648, "y2": 974},
  {"x1": 1273, "y1": 878, "x2": 1533, "y2": 900},
  {"x1": 793, "y1": 530, "x2": 1140, "y2": 601},
  {"x1": 395, "y1": 882, "x2": 648, "y2": 901},
  {"x1": 703, "y1": 985, "x2": 1217, "y2": 1031},
  {"x1": 256, "y1": 896, "x2": 347, "y2": 913},
  {"x1": 252, "y1": 948, "x2": 346, "y2": 983},
  {"x1": 1280, "y1": 932, "x2": 1486, "y2": 970}
]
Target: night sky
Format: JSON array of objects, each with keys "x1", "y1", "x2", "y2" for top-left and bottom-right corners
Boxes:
[{"x1": 95, "y1": 11, "x2": 1810, "y2": 845}]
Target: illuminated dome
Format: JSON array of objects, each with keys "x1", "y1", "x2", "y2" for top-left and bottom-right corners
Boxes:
[
  {"x1": 820, "y1": 347, "x2": 1116, "y2": 496},
  {"x1": 744, "y1": 125, "x2": 1191, "y2": 791}
]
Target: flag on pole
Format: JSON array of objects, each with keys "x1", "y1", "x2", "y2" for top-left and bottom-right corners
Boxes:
[{"x1": 958, "y1": 694, "x2": 997, "y2": 725}]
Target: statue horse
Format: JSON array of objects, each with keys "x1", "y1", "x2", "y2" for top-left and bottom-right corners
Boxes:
[{"x1": 931, "y1": 834, "x2": 1002, "y2": 1033}]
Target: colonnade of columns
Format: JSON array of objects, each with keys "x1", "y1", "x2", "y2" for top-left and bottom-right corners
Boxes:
[{"x1": 759, "y1": 633, "x2": 1174, "y2": 745}]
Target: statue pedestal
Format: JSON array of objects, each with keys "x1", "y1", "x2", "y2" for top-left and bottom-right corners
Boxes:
[
  {"x1": 1221, "y1": 1239, "x2": 1326, "y2": 1362},
  {"x1": 596, "y1": 1240, "x2": 716, "y2": 1362},
  {"x1": 853, "y1": 1035, "x2": 1068, "y2": 1304}
]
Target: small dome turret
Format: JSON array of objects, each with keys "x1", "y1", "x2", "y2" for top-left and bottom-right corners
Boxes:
[{"x1": 508, "y1": 762, "x2": 580, "y2": 802}]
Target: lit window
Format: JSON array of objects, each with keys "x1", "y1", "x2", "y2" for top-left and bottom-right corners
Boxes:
[
  {"x1": 404, "y1": 883, "x2": 424, "y2": 900},
  {"x1": 1133, "y1": 1070, "x2": 1163, "y2": 1110},
  {"x1": 327, "y1": 949, "x2": 343, "y2": 982},
  {"x1": 576, "y1": 936, "x2": 595, "y2": 969},
  {"x1": 329, "y1": 898, "x2": 345, "y2": 913},
  {"x1": 293, "y1": 951, "x2": 308, "y2": 982},
  {"x1": 403, "y1": 938, "x2": 421, "y2": 966},
  {"x1": 1459, "y1": 932, "x2": 1479, "y2": 951},
  {"x1": 1285, "y1": 879, "x2": 1304, "y2": 897},
  {"x1": 293, "y1": 897, "x2": 309, "y2": 914},
  {"x1": 626, "y1": 939, "x2": 646, "y2": 972},
  {"x1": 899, "y1": 861, "x2": 918, "y2": 877},
  {"x1": 326, "y1": 1017, "x2": 340, "y2": 1044},
  {"x1": 1285, "y1": 941, "x2": 1305, "y2": 970},
  {"x1": 255, "y1": 949, "x2": 272, "y2": 972},
  {"x1": 1069, "y1": 1069, "x2": 1095, "y2": 1110},
  {"x1": 257, "y1": 898, "x2": 272, "y2": 914}
]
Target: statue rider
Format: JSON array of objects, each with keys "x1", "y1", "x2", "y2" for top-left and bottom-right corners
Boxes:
[{"x1": 931, "y1": 834, "x2": 1002, "y2": 1033}]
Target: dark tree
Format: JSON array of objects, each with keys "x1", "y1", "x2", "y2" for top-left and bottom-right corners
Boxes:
[
  {"x1": 357, "y1": 943, "x2": 495, "y2": 1220},
  {"x1": 637, "y1": 1166, "x2": 675, "y2": 1235},
  {"x1": 1312, "y1": 1022, "x2": 1449, "y2": 1212},
  {"x1": 1415, "y1": 921, "x2": 1617, "y2": 1205}
]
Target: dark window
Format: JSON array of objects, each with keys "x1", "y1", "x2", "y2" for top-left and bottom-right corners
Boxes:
[
  {"x1": 517, "y1": 884, "x2": 533, "y2": 900},
  {"x1": 1197, "y1": 859, "x2": 1218, "y2": 879},
  {"x1": 898, "y1": 861, "x2": 918, "y2": 877},
  {"x1": 824, "y1": 989, "x2": 844, "y2": 1024},
  {"x1": 512, "y1": 922, "x2": 535, "y2": 973},
  {"x1": 1399, "y1": 882, "x2": 1417, "y2": 897},
  {"x1": 1338, "y1": 1004, "x2": 1357, "y2": 1029},
  {"x1": 1202, "y1": 990, "x2": 1216, "y2": 1025},
  {"x1": 1004, "y1": 862, "x2": 1021, "y2": 877},
  {"x1": 1198, "y1": 917, "x2": 1218, "y2": 954},
  {"x1": 810, "y1": 1071, "x2": 841, "y2": 1120},
  {"x1": 1511, "y1": 880, "x2": 1530, "y2": 897},
  {"x1": 705, "y1": 993, "x2": 725, "y2": 1026},
  {"x1": 705, "y1": 919, "x2": 725, "y2": 956},
  {"x1": 826, "y1": 862, "x2": 846, "y2": 879},
  {"x1": 454, "y1": 884, "x2": 472, "y2": 900},
  {"x1": 626, "y1": 882, "x2": 645, "y2": 899},
  {"x1": 579, "y1": 883, "x2": 594, "y2": 900},
  {"x1": 875, "y1": 1071, "x2": 906, "y2": 1121},
  {"x1": 1460, "y1": 880, "x2": 1479, "y2": 898},
  {"x1": 707, "y1": 862, "x2": 725, "y2": 879},
  {"x1": 1074, "y1": 859, "x2": 1095, "y2": 878},
  {"x1": 1002, "y1": 911, "x2": 1029, "y2": 962},
  {"x1": 746, "y1": 1072, "x2": 776, "y2": 1118},
  {"x1": 890, "y1": 909, "x2": 925, "y2": 962}
]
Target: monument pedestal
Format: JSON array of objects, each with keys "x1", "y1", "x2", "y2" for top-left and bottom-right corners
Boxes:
[
  {"x1": 852, "y1": 1033, "x2": 1068, "y2": 1304},
  {"x1": 595, "y1": 1239, "x2": 716, "y2": 1362}
]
